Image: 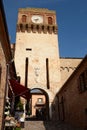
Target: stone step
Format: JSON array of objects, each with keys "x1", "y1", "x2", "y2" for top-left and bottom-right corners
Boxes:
[
  {"x1": 22, "y1": 121, "x2": 83, "y2": 130},
  {"x1": 24, "y1": 121, "x2": 45, "y2": 130}
]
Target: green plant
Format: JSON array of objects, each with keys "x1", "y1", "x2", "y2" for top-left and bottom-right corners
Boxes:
[
  {"x1": 16, "y1": 101, "x2": 23, "y2": 111},
  {"x1": 15, "y1": 127, "x2": 21, "y2": 130}
]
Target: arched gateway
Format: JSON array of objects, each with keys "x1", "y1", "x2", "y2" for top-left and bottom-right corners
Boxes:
[
  {"x1": 30, "y1": 88, "x2": 49, "y2": 120},
  {"x1": 14, "y1": 8, "x2": 61, "y2": 121},
  {"x1": 25, "y1": 87, "x2": 58, "y2": 120}
]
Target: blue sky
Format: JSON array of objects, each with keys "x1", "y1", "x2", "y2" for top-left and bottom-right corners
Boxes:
[{"x1": 3, "y1": 0, "x2": 87, "y2": 58}]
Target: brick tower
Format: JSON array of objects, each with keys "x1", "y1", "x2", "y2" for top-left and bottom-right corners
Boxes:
[{"x1": 15, "y1": 8, "x2": 61, "y2": 120}]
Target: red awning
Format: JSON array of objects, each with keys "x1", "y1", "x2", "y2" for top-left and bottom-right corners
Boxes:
[{"x1": 9, "y1": 79, "x2": 31, "y2": 100}]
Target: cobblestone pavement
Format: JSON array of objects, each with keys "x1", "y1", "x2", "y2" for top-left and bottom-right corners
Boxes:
[{"x1": 21, "y1": 120, "x2": 83, "y2": 130}]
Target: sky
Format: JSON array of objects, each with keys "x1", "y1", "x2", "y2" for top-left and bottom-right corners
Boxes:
[{"x1": 3, "y1": 0, "x2": 87, "y2": 58}]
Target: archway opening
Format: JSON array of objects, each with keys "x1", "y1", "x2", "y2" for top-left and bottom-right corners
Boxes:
[{"x1": 26, "y1": 88, "x2": 49, "y2": 121}]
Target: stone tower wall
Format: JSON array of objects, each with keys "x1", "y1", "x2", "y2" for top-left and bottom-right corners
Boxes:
[{"x1": 60, "y1": 58, "x2": 82, "y2": 87}]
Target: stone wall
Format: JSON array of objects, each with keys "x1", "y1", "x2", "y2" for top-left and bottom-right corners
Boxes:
[
  {"x1": 60, "y1": 58, "x2": 82, "y2": 87},
  {"x1": 57, "y1": 57, "x2": 87, "y2": 129},
  {"x1": 0, "y1": 42, "x2": 7, "y2": 130}
]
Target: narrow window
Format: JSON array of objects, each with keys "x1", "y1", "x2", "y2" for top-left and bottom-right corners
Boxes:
[
  {"x1": 26, "y1": 48, "x2": 32, "y2": 51},
  {"x1": 37, "y1": 98, "x2": 43, "y2": 103},
  {"x1": 25, "y1": 57, "x2": 28, "y2": 88},
  {"x1": 22, "y1": 15, "x2": 27, "y2": 23},
  {"x1": 46, "y1": 58, "x2": 50, "y2": 89},
  {"x1": 78, "y1": 69, "x2": 87, "y2": 93},
  {"x1": 61, "y1": 96, "x2": 65, "y2": 121},
  {"x1": 48, "y1": 17, "x2": 53, "y2": 25}
]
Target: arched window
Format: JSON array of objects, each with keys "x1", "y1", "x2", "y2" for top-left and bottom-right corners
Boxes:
[
  {"x1": 48, "y1": 17, "x2": 53, "y2": 25},
  {"x1": 22, "y1": 15, "x2": 27, "y2": 23}
]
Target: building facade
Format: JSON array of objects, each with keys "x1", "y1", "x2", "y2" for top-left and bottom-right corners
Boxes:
[
  {"x1": 14, "y1": 7, "x2": 82, "y2": 120},
  {"x1": 0, "y1": 1, "x2": 16, "y2": 129},
  {"x1": 1, "y1": 3, "x2": 86, "y2": 129},
  {"x1": 14, "y1": 8, "x2": 60, "y2": 120},
  {"x1": 56, "y1": 56, "x2": 87, "y2": 129}
]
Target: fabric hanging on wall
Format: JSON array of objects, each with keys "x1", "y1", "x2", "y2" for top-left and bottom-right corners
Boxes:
[{"x1": 9, "y1": 79, "x2": 31, "y2": 100}]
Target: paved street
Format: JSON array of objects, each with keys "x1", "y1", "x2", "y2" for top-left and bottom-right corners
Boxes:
[{"x1": 21, "y1": 120, "x2": 83, "y2": 130}]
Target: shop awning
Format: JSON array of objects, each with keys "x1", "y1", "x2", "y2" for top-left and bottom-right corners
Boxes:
[{"x1": 9, "y1": 79, "x2": 31, "y2": 100}]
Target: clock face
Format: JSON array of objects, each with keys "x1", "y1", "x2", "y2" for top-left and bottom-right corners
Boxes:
[{"x1": 31, "y1": 15, "x2": 43, "y2": 24}]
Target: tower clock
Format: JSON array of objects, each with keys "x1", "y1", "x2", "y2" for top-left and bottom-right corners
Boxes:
[{"x1": 31, "y1": 15, "x2": 43, "y2": 24}]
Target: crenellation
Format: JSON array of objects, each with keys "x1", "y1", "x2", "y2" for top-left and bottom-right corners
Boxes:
[
  {"x1": 32, "y1": 24, "x2": 36, "y2": 33},
  {"x1": 27, "y1": 24, "x2": 31, "y2": 33},
  {"x1": 43, "y1": 25, "x2": 48, "y2": 33},
  {"x1": 16, "y1": 24, "x2": 20, "y2": 32},
  {"x1": 37, "y1": 25, "x2": 42, "y2": 33},
  {"x1": 53, "y1": 26, "x2": 58, "y2": 34},
  {"x1": 17, "y1": 23, "x2": 58, "y2": 34},
  {"x1": 48, "y1": 26, "x2": 52, "y2": 34}
]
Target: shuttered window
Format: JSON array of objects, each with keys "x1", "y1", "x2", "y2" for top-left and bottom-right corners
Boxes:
[{"x1": 78, "y1": 69, "x2": 87, "y2": 93}]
